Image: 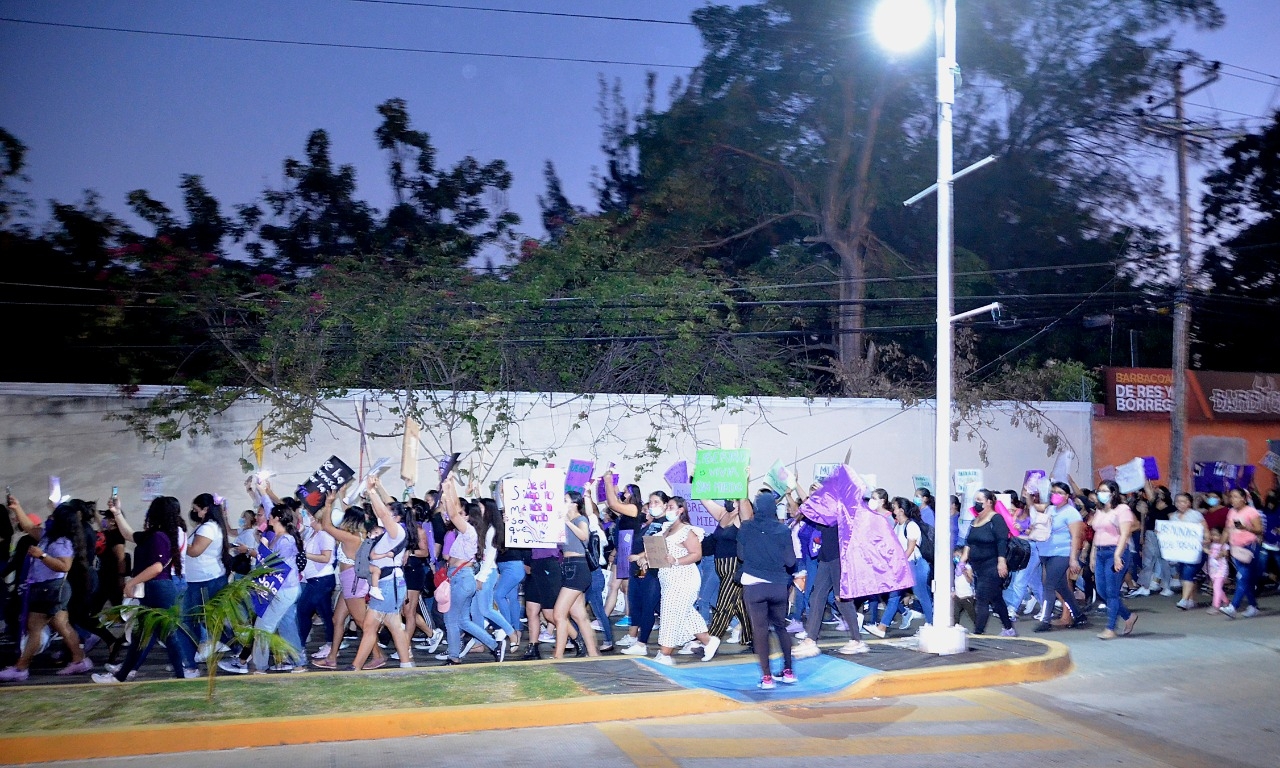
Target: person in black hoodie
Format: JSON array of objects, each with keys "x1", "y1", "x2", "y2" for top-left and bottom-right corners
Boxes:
[{"x1": 737, "y1": 491, "x2": 798, "y2": 690}]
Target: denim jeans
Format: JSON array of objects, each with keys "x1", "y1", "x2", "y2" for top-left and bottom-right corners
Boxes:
[
  {"x1": 179, "y1": 574, "x2": 228, "y2": 669},
  {"x1": 1094, "y1": 545, "x2": 1132, "y2": 631},
  {"x1": 1231, "y1": 548, "x2": 1259, "y2": 610},
  {"x1": 252, "y1": 583, "x2": 301, "y2": 669},
  {"x1": 494, "y1": 560, "x2": 525, "y2": 633},
  {"x1": 116, "y1": 577, "x2": 186, "y2": 680},
  {"x1": 445, "y1": 567, "x2": 495, "y2": 660},
  {"x1": 1139, "y1": 534, "x2": 1169, "y2": 588},
  {"x1": 585, "y1": 566, "x2": 615, "y2": 646},
  {"x1": 908, "y1": 556, "x2": 934, "y2": 624},
  {"x1": 628, "y1": 570, "x2": 661, "y2": 643},
  {"x1": 295, "y1": 574, "x2": 336, "y2": 650},
  {"x1": 1039, "y1": 555, "x2": 1081, "y2": 621},
  {"x1": 473, "y1": 570, "x2": 515, "y2": 637},
  {"x1": 695, "y1": 556, "x2": 718, "y2": 624}
]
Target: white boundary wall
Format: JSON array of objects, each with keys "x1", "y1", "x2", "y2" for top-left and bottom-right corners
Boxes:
[{"x1": 0, "y1": 383, "x2": 1091, "y2": 511}]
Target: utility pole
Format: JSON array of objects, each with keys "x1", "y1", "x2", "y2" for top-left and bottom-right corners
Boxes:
[{"x1": 1142, "y1": 61, "x2": 1220, "y2": 496}]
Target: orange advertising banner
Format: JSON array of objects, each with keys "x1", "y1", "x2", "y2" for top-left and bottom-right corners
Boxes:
[{"x1": 1103, "y1": 368, "x2": 1280, "y2": 421}]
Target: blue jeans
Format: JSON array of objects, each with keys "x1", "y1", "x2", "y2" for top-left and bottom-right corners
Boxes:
[
  {"x1": 179, "y1": 574, "x2": 228, "y2": 669},
  {"x1": 628, "y1": 570, "x2": 661, "y2": 643},
  {"x1": 909, "y1": 556, "x2": 934, "y2": 624},
  {"x1": 445, "y1": 567, "x2": 495, "y2": 660},
  {"x1": 1231, "y1": 548, "x2": 1259, "y2": 610},
  {"x1": 1095, "y1": 546, "x2": 1132, "y2": 631},
  {"x1": 117, "y1": 577, "x2": 186, "y2": 680},
  {"x1": 585, "y1": 566, "x2": 615, "y2": 646},
  {"x1": 295, "y1": 574, "x2": 336, "y2": 650},
  {"x1": 473, "y1": 571, "x2": 516, "y2": 637},
  {"x1": 695, "y1": 556, "x2": 718, "y2": 624},
  {"x1": 253, "y1": 583, "x2": 301, "y2": 669},
  {"x1": 494, "y1": 560, "x2": 525, "y2": 634}
]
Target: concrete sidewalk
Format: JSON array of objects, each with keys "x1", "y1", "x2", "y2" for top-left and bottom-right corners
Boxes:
[{"x1": 0, "y1": 636, "x2": 1071, "y2": 765}]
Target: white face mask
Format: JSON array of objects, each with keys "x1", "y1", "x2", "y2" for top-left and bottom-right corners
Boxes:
[
  {"x1": 868, "y1": 498, "x2": 883, "y2": 511},
  {"x1": 1096, "y1": 491, "x2": 1112, "y2": 506}
]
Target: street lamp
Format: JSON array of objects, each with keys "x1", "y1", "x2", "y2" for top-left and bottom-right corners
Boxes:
[{"x1": 875, "y1": 0, "x2": 968, "y2": 655}]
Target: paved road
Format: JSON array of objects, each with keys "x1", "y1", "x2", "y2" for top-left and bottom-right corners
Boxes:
[{"x1": 16, "y1": 592, "x2": 1279, "y2": 768}]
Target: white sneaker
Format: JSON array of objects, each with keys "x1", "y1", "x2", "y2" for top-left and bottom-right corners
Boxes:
[
  {"x1": 312, "y1": 644, "x2": 332, "y2": 660},
  {"x1": 493, "y1": 628, "x2": 507, "y2": 643},
  {"x1": 838, "y1": 640, "x2": 870, "y2": 655},
  {"x1": 795, "y1": 630, "x2": 808, "y2": 640},
  {"x1": 865, "y1": 624, "x2": 886, "y2": 638},
  {"x1": 616, "y1": 635, "x2": 636, "y2": 648},
  {"x1": 620, "y1": 642, "x2": 649, "y2": 657},
  {"x1": 426, "y1": 628, "x2": 444, "y2": 653},
  {"x1": 590, "y1": 620, "x2": 603, "y2": 631},
  {"x1": 652, "y1": 652, "x2": 675, "y2": 666},
  {"x1": 1132, "y1": 587, "x2": 1151, "y2": 597},
  {"x1": 182, "y1": 667, "x2": 201, "y2": 679},
  {"x1": 1159, "y1": 588, "x2": 1175, "y2": 597},
  {"x1": 268, "y1": 663, "x2": 294, "y2": 672},
  {"x1": 538, "y1": 629, "x2": 556, "y2": 644},
  {"x1": 1221, "y1": 605, "x2": 1238, "y2": 618},
  {"x1": 792, "y1": 639, "x2": 821, "y2": 659},
  {"x1": 701, "y1": 636, "x2": 721, "y2": 661},
  {"x1": 218, "y1": 659, "x2": 249, "y2": 675},
  {"x1": 461, "y1": 639, "x2": 478, "y2": 656},
  {"x1": 727, "y1": 626, "x2": 741, "y2": 644},
  {"x1": 676, "y1": 641, "x2": 701, "y2": 656},
  {"x1": 92, "y1": 672, "x2": 125, "y2": 684},
  {"x1": 368, "y1": 586, "x2": 385, "y2": 602},
  {"x1": 1242, "y1": 606, "x2": 1259, "y2": 618},
  {"x1": 1021, "y1": 598, "x2": 1039, "y2": 616}
]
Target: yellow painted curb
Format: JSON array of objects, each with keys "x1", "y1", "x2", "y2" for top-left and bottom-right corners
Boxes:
[
  {"x1": 820, "y1": 638, "x2": 1073, "y2": 701},
  {"x1": 0, "y1": 689, "x2": 745, "y2": 765}
]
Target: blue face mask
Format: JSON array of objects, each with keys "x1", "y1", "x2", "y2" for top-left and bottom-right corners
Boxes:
[
  {"x1": 1206, "y1": 496, "x2": 1220, "y2": 507},
  {"x1": 1096, "y1": 491, "x2": 1112, "y2": 505},
  {"x1": 913, "y1": 496, "x2": 924, "y2": 506}
]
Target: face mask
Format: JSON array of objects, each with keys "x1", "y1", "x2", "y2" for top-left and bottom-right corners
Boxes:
[
  {"x1": 868, "y1": 498, "x2": 883, "y2": 511},
  {"x1": 1050, "y1": 493, "x2": 1067, "y2": 506},
  {"x1": 189, "y1": 509, "x2": 202, "y2": 524},
  {"x1": 1206, "y1": 496, "x2": 1220, "y2": 507},
  {"x1": 913, "y1": 496, "x2": 924, "y2": 507},
  {"x1": 1096, "y1": 491, "x2": 1112, "y2": 505}
]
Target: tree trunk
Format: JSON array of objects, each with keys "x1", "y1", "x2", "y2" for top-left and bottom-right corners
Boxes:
[{"x1": 832, "y1": 237, "x2": 866, "y2": 373}]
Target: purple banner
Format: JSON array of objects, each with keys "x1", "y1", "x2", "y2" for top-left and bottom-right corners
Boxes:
[
  {"x1": 250, "y1": 541, "x2": 291, "y2": 617},
  {"x1": 564, "y1": 459, "x2": 594, "y2": 495},
  {"x1": 595, "y1": 474, "x2": 619, "y2": 503},
  {"x1": 1143, "y1": 456, "x2": 1160, "y2": 480},
  {"x1": 663, "y1": 460, "x2": 689, "y2": 489},
  {"x1": 672, "y1": 482, "x2": 718, "y2": 534}
]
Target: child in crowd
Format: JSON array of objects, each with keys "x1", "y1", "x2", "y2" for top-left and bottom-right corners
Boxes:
[
  {"x1": 952, "y1": 548, "x2": 977, "y2": 628},
  {"x1": 1205, "y1": 529, "x2": 1230, "y2": 614}
]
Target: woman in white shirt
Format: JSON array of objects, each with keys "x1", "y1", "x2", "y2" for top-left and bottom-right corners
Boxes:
[
  {"x1": 866, "y1": 498, "x2": 929, "y2": 637},
  {"x1": 177, "y1": 493, "x2": 232, "y2": 672}
]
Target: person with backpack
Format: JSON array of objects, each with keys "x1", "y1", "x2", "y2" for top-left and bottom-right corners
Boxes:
[
  {"x1": 348, "y1": 480, "x2": 416, "y2": 670},
  {"x1": 959, "y1": 489, "x2": 1017, "y2": 637},
  {"x1": 310, "y1": 502, "x2": 387, "y2": 670}
]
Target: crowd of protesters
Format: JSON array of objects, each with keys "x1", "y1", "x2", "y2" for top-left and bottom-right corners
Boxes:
[{"x1": 1, "y1": 462, "x2": 1275, "y2": 690}]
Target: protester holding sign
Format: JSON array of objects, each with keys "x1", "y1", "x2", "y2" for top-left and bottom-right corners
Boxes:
[
  {"x1": 1169, "y1": 493, "x2": 1207, "y2": 610},
  {"x1": 253, "y1": 505, "x2": 306, "y2": 672},
  {"x1": 439, "y1": 477, "x2": 503, "y2": 665},
  {"x1": 602, "y1": 476, "x2": 644, "y2": 635},
  {"x1": 311, "y1": 502, "x2": 386, "y2": 670},
  {"x1": 649, "y1": 496, "x2": 720, "y2": 666}
]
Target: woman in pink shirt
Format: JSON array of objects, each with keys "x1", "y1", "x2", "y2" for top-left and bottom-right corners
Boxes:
[
  {"x1": 1089, "y1": 480, "x2": 1139, "y2": 640},
  {"x1": 1222, "y1": 487, "x2": 1264, "y2": 618}
]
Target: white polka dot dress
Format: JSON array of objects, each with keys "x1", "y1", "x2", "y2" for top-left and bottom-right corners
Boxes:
[{"x1": 657, "y1": 522, "x2": 707, "y2": 649}]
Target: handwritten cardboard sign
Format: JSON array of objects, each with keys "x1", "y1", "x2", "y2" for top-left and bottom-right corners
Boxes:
[
  {"x1": 691, "y1": 449, "x2": 750, "y2": 500},
  {"x1": 300, "y1": 456, "x2": 356, "y2": 511},
  {"x1": 1156, "y1": 520, "x2": 1204, "y2": 565},
  {"x1": 502, "y1": 468, "x2": 568, "y2": 548}
]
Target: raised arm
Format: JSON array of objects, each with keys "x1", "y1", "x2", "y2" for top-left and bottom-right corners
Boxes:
[
  {"x1": 108, "y1": 497, "x2": 138, "y2": 543},
  {"x1": 603, "y1": 470, "x2": 638, "y2": 518},
  {"x1": 368, "y1": 478, "x2": 402, "y2": 540},
  {"x1": 6, "y1": 496, "x2": 38, "y2": 536}
]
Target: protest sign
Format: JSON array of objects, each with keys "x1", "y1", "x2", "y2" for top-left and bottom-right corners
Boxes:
[
  {"x1": 813, "y1": 463, "x2": 841, "y2": 484},
  {"x1": 766, "y1": 460, "x2": 794, "y2": 495},
  {"x1": 438, "y1": 453, "x2": 461, "y2": 483},
  {"x1": 1261, "y1": 440, "x2": 1280, "y2": 474},
  {"x1": 1023, "y1": 470, "x2": 1050, "y2": 500},
  {"x1": 1142, "y1": 456, "x2": 1160, "y2": 480},
  {"x1": 1115, "y1": 457, "x2": 1147, "y2": 493},
  {"x1": 643, "y1": 535, "x2": 674, "y2": 569},
  {"x1": 250, "y1": 541, "x2": 291, "y2": 618},
  {"x1": 343, "y1": 457, "x2": 392, "y2": 505},
  {"x1": 594, "y1": 473, "x2": 620, "y2": 503},
  {"x1": 1193, "y1": 462, "x2": 1254, "y2": 493},
  {"x1": 1050, "y1": 450, "x2": 1075, "y2": 484},
  {"x1": 664, "y1": 461, "x2": 689, "y2": 489},
  {"x1": 911, "y1": 475, "x2": 933, "y2": 495},
  {"x1": 564, "y1": 459, "x2": 594, "y2": 494},
  {"x1": 954, "y1": 469, "x2": 983, "y2": 497},
  {"x1": 672, "y1": 482, "x2": 719, "y2": 534},
  {"x1": 691, "y1": 449, "x2": 750, "y2": 500},
  {"x1": 299, "y1": 456, "x2": 356, "y2": 512},
  {"x1": 400, "y1": 417, "x2": 420, "y2": 487},
  {"x1": 1156, "y1": 520, "x2": 1204, "y2": 565},
  {"x1": 718, "y1": 424, "x2": 740, "y2": 449},
  {"x1": 502, "y1": 468, "x2": 568, "y2": 548}
]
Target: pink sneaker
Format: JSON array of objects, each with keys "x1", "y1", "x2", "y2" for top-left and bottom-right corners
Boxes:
[
  {"x1": 778, "y1": 668, "x2": 798, "y2": 684},
  {"x1": 56, "y1": 658, "x2": 94, "y2": 676},
  {"x1": 758, "y1": 674, "x2": 776, "y2": 690},
  {"x1": 0, "y1": 666, "x2": 30, "y2": 682}
]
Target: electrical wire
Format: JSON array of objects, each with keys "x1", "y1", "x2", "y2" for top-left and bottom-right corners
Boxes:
[{"x1": 344, "y1": 1, "x2": 694, "y2": 26}]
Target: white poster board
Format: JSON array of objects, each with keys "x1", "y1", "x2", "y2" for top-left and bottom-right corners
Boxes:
[
  {"x1": 1156, "y1": 520, "x2": 1204, "y2": 565},
  {"x1": 502, "y1": 468, "x2": 568, "y2": 548},
  {"x1": 1115, "y1": 457, "x2": 1147, "y2": 494},
  {"x1": 813, "y1": 463, "x2": 841, "y2": 484}
]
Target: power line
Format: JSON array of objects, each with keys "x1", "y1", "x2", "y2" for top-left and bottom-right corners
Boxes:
[
  {"x1": 344, "y1": 1, "x2": 693, "y2": 26},
  {"x1": 0, "y1": 16, "x2": 697, "y2": 69}
]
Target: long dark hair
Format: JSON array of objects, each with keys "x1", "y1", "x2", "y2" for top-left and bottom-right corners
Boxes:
[
  {"x1": 48, "y1": 500, "x2": 91, "y2": 579},
  {"x1": 193, "y1": 493, "x2": 234, "y2": 574},
  {"x1": 664, "y1": 496, "x2": 690, "y2": 534},
  {"x1": 144, "y1": 496, "x2": 184, "y2": 577},
  {"x1": 481, "y1": 498, "x2": 506, "y2": 555},
  {"x1": 390, "y1": 501, "x2": 419, "y2": 552},
  {"x1": 464, "y1": 499, "x2": 486, "y2": 563},
  {"x1": 892, "y1": 497, "x2": 924, "y2": 527},
  {"x1": 623, "y1": 483, "x2": 643, "y2": 510},
  {"x1": 270, "y1": 504, "x2": 304, "y2": 556}
]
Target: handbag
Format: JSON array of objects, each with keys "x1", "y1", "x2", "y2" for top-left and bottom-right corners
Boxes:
[
  {"x1": 1230, "y1": 544, "x2": 1255, "y2": 564},
  {"x1": 432, "y1": 561, "x2": 472, "y2": 613}
]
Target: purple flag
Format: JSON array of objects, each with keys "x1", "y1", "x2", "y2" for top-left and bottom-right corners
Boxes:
[
  {"x1": 799, "y1": 466, "x2": 913, "y2": 599},
  {"x1": 1142, "y1": 456, "x2": 1160, "y2": 480},
  {"x1": 564, "y1": 459, "x2": 594, "y2": 494},
  {"x1": 595, "y1": 474, "x2": 619, "y2": 503},
  {"x1": 663, "y1": 460, "x2": 689, "y2": 490}
]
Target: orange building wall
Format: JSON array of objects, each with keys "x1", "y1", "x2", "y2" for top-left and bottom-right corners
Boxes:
[{"x1": 1093, "y1": 416, "x2": 1279, "y2": 492}]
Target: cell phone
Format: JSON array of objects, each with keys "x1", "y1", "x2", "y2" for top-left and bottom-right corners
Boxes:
[{"x1": 111, "y1": 486, "x2": 119, "y2": 500}]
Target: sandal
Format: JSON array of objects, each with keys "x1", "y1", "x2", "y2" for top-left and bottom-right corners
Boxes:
[
  {"x1": 363, "y1": 657, "x2": 388, "y2": 670},
  {"x1": 311, "y1": 658, "x2": 338, "y2": 670}
]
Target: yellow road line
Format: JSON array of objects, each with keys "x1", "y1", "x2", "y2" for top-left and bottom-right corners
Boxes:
[
  {"x1": 598, "y1": 723, "x2": 681, "y2": 768},
  {"x1": 656, "y1": 732, "x2": 1081, "y2": 758}
]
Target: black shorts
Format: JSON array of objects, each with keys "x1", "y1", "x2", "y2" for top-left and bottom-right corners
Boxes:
[
  {"x1": 403, "y1": 556, "x2": 428, "y2": 593},
  {"x1": 527, "y1": 556, "x2": 562, "y2": 606},
  {"x1": 560, "y1": 557, "x2": 592, "y2": 592}
]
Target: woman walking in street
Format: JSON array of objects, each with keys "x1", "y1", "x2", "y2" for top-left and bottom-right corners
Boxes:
[
  {"x1": 1090, "y1": 480, "x2": 1139, "y2": 639},
  {"x1": 737, "y1": 492, "x2": 798, "y2": 690},
  {"x1": 648, "y1": 496, "x2": 719, "y2": 666},
  {"x1": 960, "y1": 490, "x2": 1016, "y2": 637}
]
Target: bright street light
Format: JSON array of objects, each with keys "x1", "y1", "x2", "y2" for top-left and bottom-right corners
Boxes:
[{"x1": 872, "y1": 0, "x2": 933, "y2": 54}]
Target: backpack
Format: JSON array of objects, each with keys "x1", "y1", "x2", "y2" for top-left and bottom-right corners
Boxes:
[
  {"x1": 354, "y1": 531, "x2": 408, "y2": 583},
  {"x1": 584, "y1": 530, "x2": 604, "y2": 571},
  {"x1": 916, "y1": 520, "x2": 935, "y2": 564},
  {"x1": 1005, "y1": 536, "x2": 1032, "y2": 572}
]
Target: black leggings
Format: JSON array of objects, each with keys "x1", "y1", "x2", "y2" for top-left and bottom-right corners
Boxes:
[
  {"x1": 744, "y1": 581, "x2": 791, "y2": 676},
  {"x1": 628, "y1": 571, "x2": 661, "y2": 644},
  {"x1": 973, "y1": 561, "x2": 1012, "y2": 634}
]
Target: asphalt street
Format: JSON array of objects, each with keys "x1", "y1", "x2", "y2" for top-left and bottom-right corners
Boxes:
[{"x1": 12, "y1": 591, "x2": 1279, "y2": 768}]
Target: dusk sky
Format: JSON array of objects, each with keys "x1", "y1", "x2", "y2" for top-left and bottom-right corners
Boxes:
[{"x1": 2, "y1": 0, "x2": 1277, "y2": 248}]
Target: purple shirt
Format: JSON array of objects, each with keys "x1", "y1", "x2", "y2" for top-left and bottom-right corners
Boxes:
[
  {"x1": 28, "y1": 537, "x2": 73, "y2": 584},
  {"x1": 134, "y1": 531, "x2": 174, "y2": 580},
  {"x1": 532, "y1": 547, "x2": 560, "y2": 560}
]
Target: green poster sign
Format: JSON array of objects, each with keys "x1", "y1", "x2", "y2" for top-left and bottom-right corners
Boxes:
[{"x1": 691, "y1": 448, "x2": 750, "y2": 500}]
